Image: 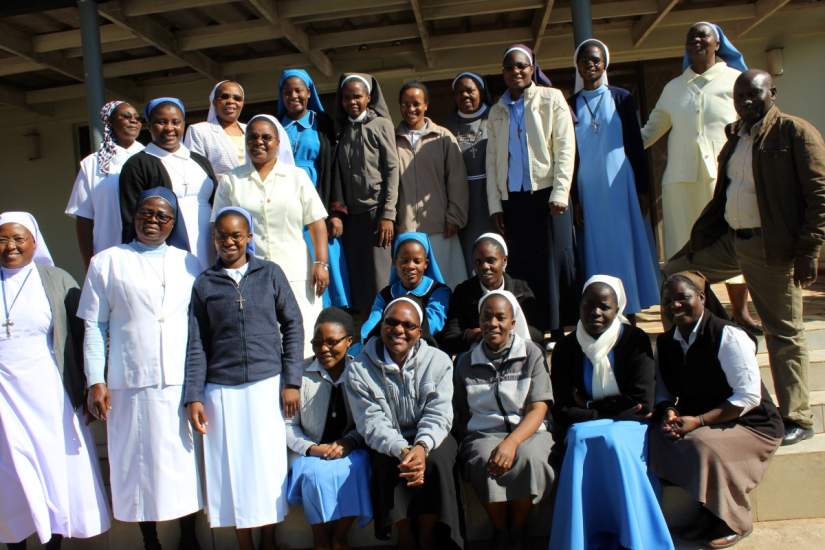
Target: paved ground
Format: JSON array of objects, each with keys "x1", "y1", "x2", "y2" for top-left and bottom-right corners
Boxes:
[{"x1": 675, "y1": 518, "x2": 825, "y2": 549}]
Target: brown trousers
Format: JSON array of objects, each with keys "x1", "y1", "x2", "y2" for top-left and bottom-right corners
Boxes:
[{"x1": 665, "y1": 231, "x2": 813, "y2": 428}]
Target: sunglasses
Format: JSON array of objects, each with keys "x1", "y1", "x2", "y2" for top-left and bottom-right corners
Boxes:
[
  {"x1": 218, "y1": 93, "x2": 243, "y2": 102},
  {"x1": 310, "y1": 335, "x2": 350, "y2": 349},
  {"x1": 383, "y1": 318, "x2": 419, "y2": 331},
  {"x1": 137, "y1": 208, "x2": 174, "y2": 225},
  {"x1": 503, "y1": 62, "x2": 531, "y2": 71}
]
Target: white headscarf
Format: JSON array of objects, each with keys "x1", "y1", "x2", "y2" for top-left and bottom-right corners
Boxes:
[
  {"x1": 207, "y1": 80, "x2": 244, "y2": 124},
  {"x1": 478, "y1": 289, "x2": 531, "y2": 343},
  {"x1": 575, "y1": 274, "x2": 627, "y2": 400},
  {"x1": 573, "y1": 38, "x2": 610, "y2": 94},
  {"x1": 474, "y1": 232, "x2": 508, "y2": 257},
  {"x1": 340, "y1": 74, "x2": 372, "y2": 95},
  {"x1": 245, "y1": 114, "x2": 295, "y2": 166},
  {"x1": 383, "y1": 296, "x2": 423, "y2": 325},
  {"x1": 0, "y1": 211, "x2": 54, "y2": 266}
]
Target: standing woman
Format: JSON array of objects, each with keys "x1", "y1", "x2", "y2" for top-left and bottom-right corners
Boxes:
[
  {"x1": 78, "y1": 188, "x2": 204, "y2": 550},
  {"x1": 334, "y1": 73, "x2": 400, "y2": 316},
  {"x1": 185, "y1": 207, "x2": 304, "y2": 550},
  {"x1": 486, "y1": 44, "x2": 577, "y2": 341},
  {"x1": 184, "y1": 80, "x2": 249, "y2": 176},
  {"x1": 395, "y1": 80, "x2": 469, "y2": 289},
  {"x1": 642, "y1": 22, "x2": 760, "y2": 332},
  {"x1": 213, "y1": 114, "x2": 329, "y2": 358},
  {"x1": 346, "y1": 298, "x2": 463, "y2": 549},
  {"x1": 277, "y1": 68, "x2": 351, "y2": 309},
  {"x1": 119, "y1": 97, "x2": 219, "y2": 271},
  {"x1": 66, "y1": 100, "x2": 144, "y2": 268},
  {"x1": 0, "y1": 212, "x2": 110, "y2": 550},
  {"x1": 569, "y1": 39, "x2": 660, "y2": 316},
  {"x1": 445, "y1": 72, "x2": 495, "y2": 275},
  {"x1": 652, "y1": 273, "x2": 784, "y2": 548}
]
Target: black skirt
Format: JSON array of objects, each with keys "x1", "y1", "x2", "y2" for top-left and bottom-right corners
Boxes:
[{"x1": 370, "y1": 434, "x2": 465, "y2": 548}]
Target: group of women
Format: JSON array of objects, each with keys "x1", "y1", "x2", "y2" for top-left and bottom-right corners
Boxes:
[{"x1": 0, "y1": 20, "x2": 784, "y2": 550}]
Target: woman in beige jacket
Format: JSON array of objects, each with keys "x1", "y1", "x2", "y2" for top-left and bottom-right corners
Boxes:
[
  {"x1": 395, "y1": 81, "x2": 469, "y2": 288},
  {"x1": 486, "y1": 44, "x2": 577, "y2": 343}
]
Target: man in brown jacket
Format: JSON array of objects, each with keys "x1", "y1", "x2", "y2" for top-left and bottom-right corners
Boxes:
[{"x1": 665, "y1": 69, "x2": 825, "y2": 446}]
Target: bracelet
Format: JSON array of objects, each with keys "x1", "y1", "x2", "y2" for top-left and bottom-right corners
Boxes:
[
  {"x1": 313, "y1": 261, "x2": 329, "y2": 270},
  {"x1": 414, "y1": 440, "x2": 431, "y2": 457},
  {"x1": 699, "y1": 415, "x2": 705, "y2": 427}
]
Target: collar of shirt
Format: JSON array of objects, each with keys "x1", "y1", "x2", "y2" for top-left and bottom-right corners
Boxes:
[
  {"x1": 222, "y1": 262, "x2": 249, "y2": 283},
  {"x1": 284, "y1": 110, "x2": 313, "y2": 131},
  {"x1": 685, "y1": 60, "x2": 729, "y2": 84},
  {"x1": 381, "y1": 345, "x2": 416, "y2": 373},
  {"x1": 457, "y1": 104, "x2": 488, "y2": 119},
  {"x1": 146, "y1": 141, "x2": 191, "y2": 160},
  {"x1": 307, "y1": 357, "x2": 351, "y2": 386},
  {"x1": 673, "y1": 311, "x2": 705, "y2": 350},
  {"x1": 349, "y1": 110, "x2": 368, "y2": 123},
  {"x1": 240, "y1": 160, "x2": 290, "y2": 186},
  {"x1": 480, "y1": 277, "x2": 506, "y2": 295},
  {"x1": 502, "y1": 89, "x2": 525, "y2": 107},
  {"x1": 391, "y1": 276, "x2": 434, "y2": 298},
  {"x1": 736, "y1": 115, "x2": 766, "y2": 138}
]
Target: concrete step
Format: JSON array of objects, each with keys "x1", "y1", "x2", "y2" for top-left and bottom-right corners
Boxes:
[{"x1": 760, "y1": 361, "x2": 825, "y2": 394}]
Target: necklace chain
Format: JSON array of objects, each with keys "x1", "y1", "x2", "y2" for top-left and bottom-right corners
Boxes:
[{"x1": 1, "y1": 267, "x2": 34, "y2": 337}]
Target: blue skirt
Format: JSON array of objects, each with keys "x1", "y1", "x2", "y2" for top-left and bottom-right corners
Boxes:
[
  {"x1": 287, "y1": 448, "x2": 372, "y2": 527},
  {"x1": 304, "y1": 228, "x2": 351, "y2": 308},
  {"x1": 549, "y1": 419, "x2": 674, "y2": 550}
]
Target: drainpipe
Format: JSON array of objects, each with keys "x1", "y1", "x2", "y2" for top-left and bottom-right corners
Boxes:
[{"x1": 571, "y1": 0, "x2": 593, "y2": 47}]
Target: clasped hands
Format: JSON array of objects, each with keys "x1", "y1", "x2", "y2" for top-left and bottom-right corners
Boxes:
[
  {"x1": 660, "y1": 408, "x2": 702, "y2": 440},
  {"x1": 399, "y1": 444, "x2": 427, "y2": 487}
]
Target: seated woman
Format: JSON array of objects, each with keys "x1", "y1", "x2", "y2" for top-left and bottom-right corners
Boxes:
[
  {"x1": 550, "y1": 275, "x2": 673, "y2": 550},
  {"x1": 285, "y1": 307, "x2": 372, "y2": 549},
  {"x1": 650, "y1": 273, "x2": 784, "y2": 549},
  {"x1": 359, "y1": 232, "x2": 450, "y2": 344},
  {"x1": 440, "y1": 232, "x2": 542, "y2": 355},
  {"x1": 184, "y1": 207, "x2": 304, "y2": 550},
  {"x1": 453, "y1": 290, "x2": 554, "y2": 549},
  {"x1": 345, "y1": 298, "x2": 463, "y2": 549}
]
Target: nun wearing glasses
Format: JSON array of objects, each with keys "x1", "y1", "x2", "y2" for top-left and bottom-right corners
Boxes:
[
  {"x1": 184, "y1": 80, "x2": 249, "y2": 177},
  {"x1": 568, "y1": 38, "x2": 660, "y2": 317}
]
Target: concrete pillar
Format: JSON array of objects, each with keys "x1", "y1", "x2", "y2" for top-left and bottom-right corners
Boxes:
[
  {"x1": 78, "y1": 0, "x2": 105, "y2": 149},
  {"x1": 571, "y1": 0, "x2": 593, "y2": 47}
]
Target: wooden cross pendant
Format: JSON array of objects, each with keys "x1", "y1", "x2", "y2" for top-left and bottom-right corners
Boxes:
[
  {"x1": 2, "y1": 318, "x2": 13, "y2": 337},
  {"x1": 237, "y1": 295, "x2": 246, "y2": 310}
]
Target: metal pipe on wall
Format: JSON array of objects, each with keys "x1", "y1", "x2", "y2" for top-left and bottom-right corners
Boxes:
[
  {"x1": 571, "y1": 0, "x2": 593, "y2": 47},
  {"x1": 78, "y1": 0, "x2": 105, "y2": 149}
]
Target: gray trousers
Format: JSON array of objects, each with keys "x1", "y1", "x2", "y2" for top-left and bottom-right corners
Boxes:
[{"x1": 664, "y1": 231, "x2": 813, "y2": 428}]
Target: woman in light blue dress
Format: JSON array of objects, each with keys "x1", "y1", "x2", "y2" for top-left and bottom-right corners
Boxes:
[
  {"x1": 549, "y1": 275, "x2": 673, "y2": 550},
  {"x1": 277, "y1": 68, "x2": 351, "y2": 308},
  {"x1": 568, "y1": 39, "x2": 659, "y2": 315}
]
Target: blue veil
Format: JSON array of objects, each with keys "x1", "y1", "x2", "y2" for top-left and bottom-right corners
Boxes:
[
  {"x1": 682, "y1": 23, "x2": 747, "y2": 73},
  {"x1": 276, "y1": 68, "x2": 324, "y2": 117},
  {"x1": 390, "y1": 232, "x2": 446, "y2": 286}
]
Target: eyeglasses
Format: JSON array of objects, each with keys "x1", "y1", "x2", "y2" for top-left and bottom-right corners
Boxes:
[
  {"x1": 136, "y1": 208, "x2": 174, "y2": 225},
  {"x1": 503, "y1": 62, "x2": 531, "y2": 71},
  {"x1": 218, "y1": 93, "x2": 243, "y2": 102},
  {"x1": 383, "y1": 318, "x2": 419, "y2": 331},
  {"x1": 214, "y1": 232, "x2": 247, "y2": 244},
  {"x1": 0, "y1": 236, "x2": 29, "y2": 247},
  {"x1": 310, "y1": 335, "x2": 350, "y2": 349},
  {"x1": 246, "y1": 133, "x2": 277, "y2": 143}
]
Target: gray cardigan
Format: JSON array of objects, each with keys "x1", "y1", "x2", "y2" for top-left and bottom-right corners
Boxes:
[
  {"x1": 345, "y1": 337, "x2": 454, "y2": 459},
  {"x1": 36, "y1": 263, "x2": 86, "y2": 409},
  {"x1": 285, "y1": 358, "x2": 363, "y2": 460}
]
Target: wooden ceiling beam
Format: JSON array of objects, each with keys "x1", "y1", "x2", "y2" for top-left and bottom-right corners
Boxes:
[
  {"x1": 632, "y1": 0, "x2": 680, "y2": 47},
  {"x1": 121, "y1": 0, "x2": 237, "y2": 17},
  {"x1": 532, "y1": 0, "x2": 556, "y2": 55},
  {"x1": 735, "y1": 0, "x2": 792, "y2": 37},
  {"x1": 410, "y1": 0, "x2": 434, "y2": 68}
]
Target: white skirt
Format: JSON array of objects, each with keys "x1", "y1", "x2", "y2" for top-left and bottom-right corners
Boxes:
[
  {"x1": 289, "y1": 279, "x2": 322, "y2": 359},
  {"x1": 107, "y1": 385, "x2": 202, "y2": 522},
  {"x1": 0, "y1": 336, "x2": 110, "y2": 543},
  {"x1": 428, "y1": 233, "x2": 468, "y2": 289},
  {"x1": 203, "y1": 375, "x2": 288, "y2": 528}
]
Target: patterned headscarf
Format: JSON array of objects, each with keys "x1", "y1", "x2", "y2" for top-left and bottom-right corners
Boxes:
[{"x1": 97, "y1": 100, "x2": 125, "y2": 175}]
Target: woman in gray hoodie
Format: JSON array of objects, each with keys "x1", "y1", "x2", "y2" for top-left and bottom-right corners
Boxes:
[{"x1": 345, "y1": 297, "x2": 463, "y2": 549}]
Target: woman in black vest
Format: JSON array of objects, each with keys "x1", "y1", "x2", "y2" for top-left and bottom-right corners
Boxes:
[{"x1": 651, "y1": 273, "x2": 783, "y2": 549}]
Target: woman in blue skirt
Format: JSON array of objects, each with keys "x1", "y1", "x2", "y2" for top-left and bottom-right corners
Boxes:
[
  {"x1": 285, "y1": 307, "x2": 372, "y2": 548},
  {"x1": 568, "y1": 39, "x2": 660, "y2": 316},
  {"x1": 549, "y1": 275, "x2": 673, "y2": 550},
  {"x1": 277, "y1": 68, "x2": 351, "y2": 308}
]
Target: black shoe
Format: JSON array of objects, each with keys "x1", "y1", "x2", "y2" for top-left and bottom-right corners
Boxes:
[{"x1": 781, "y1": 422, "x2": 815, "y2": 446}]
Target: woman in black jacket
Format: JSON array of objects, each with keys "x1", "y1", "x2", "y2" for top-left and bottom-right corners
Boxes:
[
  {"x1": 549, "y1": 275, "x2": 673, "y2": 550},
  {"x1": 439, "y1": 232, "x2": 542, "y2": 355}
]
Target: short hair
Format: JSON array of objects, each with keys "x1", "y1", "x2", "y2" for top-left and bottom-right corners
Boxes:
[
  {"x1": 664, "y1": 273, "x2": 704, "y2": 294},
  {"x1": 315, "y1": 306, "x2": 355, "y2": 337},
  {"x1": 399, "y1": 80, "x2": 429, "y2": 103},
  {"x1": 214, "y1": 209, "x2": 250, "y2": 232}
]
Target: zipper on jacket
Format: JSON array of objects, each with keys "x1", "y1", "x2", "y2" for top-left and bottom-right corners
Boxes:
[
  {"x1": 231, "y1": 277, "x2": 249, "y2": 383},
  {"x1": 493, "y1": 365, "x2": 514, "y2": 434}
]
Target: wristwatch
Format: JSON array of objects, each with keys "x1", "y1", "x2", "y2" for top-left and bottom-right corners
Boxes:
[{"x1": 414, "y1": 440, "x2": 431, "y2": 457}]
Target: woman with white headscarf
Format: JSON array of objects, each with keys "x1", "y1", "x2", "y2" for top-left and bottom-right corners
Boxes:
[
  {"x1": 65, "y1": 100, "x2": 144, "y2": 267},
  {"x1": 549, "y1": 275, "x2": 673, "y2": 550},
  {"x1": 213, "y1": 114, "x2": 329, "y2": 359},
  {"x1": 185, "y1": 80, "x2": 251, "y2": 176},
  {"x1": 0, "y1": 211, "x2": 111, "y2": 550},
  {"x1": 453, "y1": 290, "x2": 554, "y2": 549},
  {"x1": 568, "y1": 39, "x2": 660, "y2": 317},
  {"x1": 641, "y1": 22, "x2": 760, "y2": 333},
  {"x1": 441, "y1": 232, "x2": 542, "y2": 355}
]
